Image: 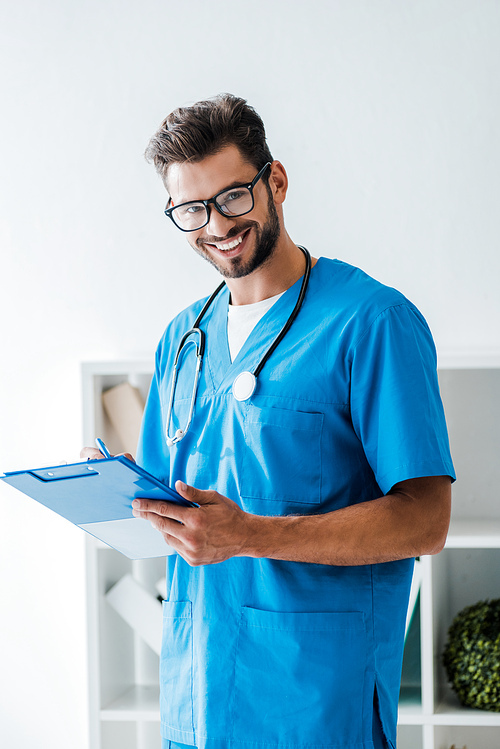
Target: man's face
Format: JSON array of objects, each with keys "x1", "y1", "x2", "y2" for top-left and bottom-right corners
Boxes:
[{"x1": 166, "y1": 145, "x2": 281, "y2": 280}]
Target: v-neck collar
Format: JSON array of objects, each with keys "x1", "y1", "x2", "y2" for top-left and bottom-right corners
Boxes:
[{"x1": 202, "y1": 270, "x2": 307, "y2": 395}]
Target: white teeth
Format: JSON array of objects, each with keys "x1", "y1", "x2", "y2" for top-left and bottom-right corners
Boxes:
[{"x1": 214, "y1": 235, "x2": 243, "y2": 251}]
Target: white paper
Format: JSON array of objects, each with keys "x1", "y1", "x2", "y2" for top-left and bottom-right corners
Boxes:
[{"x1": 80, "y1": 516, "x2": 176, "y2": 559}]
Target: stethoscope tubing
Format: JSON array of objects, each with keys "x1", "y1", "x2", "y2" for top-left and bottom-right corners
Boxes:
[
  {"x1": 165, "y1": 335, "x2": 203, "y2": 446},
  {"x1": 165, "y1": 246, "x2": 311, "y2": 446},
  {"x1": 254, "y1": 246, "x2": 311, "y2": 379}
]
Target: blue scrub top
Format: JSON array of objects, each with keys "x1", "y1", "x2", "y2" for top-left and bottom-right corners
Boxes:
[{"x1": 137, "y1": 258, "x2": 455, "y2": 749}]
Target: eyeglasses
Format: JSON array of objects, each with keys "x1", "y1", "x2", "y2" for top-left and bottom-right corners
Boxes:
[{"x1": 164, "y1": 162, "x2": 271, "y2": 232}]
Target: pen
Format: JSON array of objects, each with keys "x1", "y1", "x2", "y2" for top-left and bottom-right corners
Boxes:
[{"x1": 95, "y1": 438, "x2": 112, "y2": 459}]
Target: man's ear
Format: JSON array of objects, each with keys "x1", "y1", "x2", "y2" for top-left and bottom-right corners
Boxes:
[{"x1": 269, "y1": 160, "x2": 288, "y2": 205}]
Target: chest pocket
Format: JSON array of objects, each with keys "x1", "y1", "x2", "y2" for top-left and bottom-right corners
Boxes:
[{"x1": 239, "y1": 404, "x2": 323, "y2": 506}]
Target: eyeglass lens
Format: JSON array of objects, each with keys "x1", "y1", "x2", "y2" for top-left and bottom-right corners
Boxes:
[{"x1": 170, "y1": 186, "x2": 253, "y2": 231}]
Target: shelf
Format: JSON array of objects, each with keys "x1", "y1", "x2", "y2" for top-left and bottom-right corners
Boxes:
[
  {"x1": 446, "y1": 519, "x2": 500, "y2": 547},
  {"x1": 99, "y1": 685, "x2": 500, "y2": 729},
  {"x1": 434, "y1": 725, "x2": 500, "y2": 749},
  {"x1": 438, "y1": 351, "x2": 500, "y2": 369},
  {"x1": 101, "y1": 686, "x2": 160, "y2": 722},
  {"x1": 84, "y1": 360, "x2": 500, "y2": 749},
  {"x1": 434, "y1": 694, "x2": 500, "y2": 726}
]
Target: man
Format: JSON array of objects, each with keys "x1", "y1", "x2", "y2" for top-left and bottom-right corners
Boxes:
[{"x1": 89, "y1": 94, "x2": 455, "y2": 749}]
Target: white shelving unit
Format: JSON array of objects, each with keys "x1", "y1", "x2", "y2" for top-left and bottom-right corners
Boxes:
[
  {"x1": 82, "y1": 357, "x2": 500, "y2": 749},
  {"x1": 82, "y1": 361, "x2": 160, "y2": 749}
]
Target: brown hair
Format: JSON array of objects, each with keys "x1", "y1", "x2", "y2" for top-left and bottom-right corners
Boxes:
[{"x1": 145, "y1": 93, "x2": 273, "y2": 185}]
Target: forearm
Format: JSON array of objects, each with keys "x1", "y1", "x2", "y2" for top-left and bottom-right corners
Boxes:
[
  {"x1": 132, "y1": 475, "x2": 451, "y2": 568},
  {"x1": 243, "y1": 476, "x2": 452, "y2": 566}
]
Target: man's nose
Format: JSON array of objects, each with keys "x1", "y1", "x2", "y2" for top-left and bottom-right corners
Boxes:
[{"x1": 205, "y1": 206, "x2": 236, "y2": 238}]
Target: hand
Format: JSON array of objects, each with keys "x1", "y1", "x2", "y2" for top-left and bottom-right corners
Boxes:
[
  {"x1": 80, "y1": 447, "x2": 135, "y2": 462},
  {"x1": 131, "y1": 482, "x2": 255, "y2": 566}
]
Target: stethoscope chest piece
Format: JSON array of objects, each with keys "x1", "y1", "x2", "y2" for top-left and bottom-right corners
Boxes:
[{"x1": 232, "y1": 371, "x2": 257, "y2": 402}]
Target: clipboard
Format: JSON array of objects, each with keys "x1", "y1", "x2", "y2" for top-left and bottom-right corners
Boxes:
[{"x1": 0, "y1": 457, "x2": 195, "y2": 559}]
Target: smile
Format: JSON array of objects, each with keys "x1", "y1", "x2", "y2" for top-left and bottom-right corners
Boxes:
[
  {"x1": 214, "y1": 235, "x2": 244, "y2": 251},
  {"x1": 205, "y1": 228, "x2": 250, "y2": 255}
]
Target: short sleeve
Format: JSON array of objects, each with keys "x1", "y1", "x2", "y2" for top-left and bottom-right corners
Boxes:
[
  {"x1": 350, "y1": 304, "x2": 455, "y2": 495},
  {"x1": 136, "y1": 344, "x2": 171, "y2": 485}
]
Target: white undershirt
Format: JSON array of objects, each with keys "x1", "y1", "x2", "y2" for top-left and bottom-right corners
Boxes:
[{"x1": 227, "y1": 292, "x2": 284, "y2": 362}]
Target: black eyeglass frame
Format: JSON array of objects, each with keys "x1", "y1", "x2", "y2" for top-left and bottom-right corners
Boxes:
[{"x1": 164, "y1": 162, "x2": 272, "y2": 232}]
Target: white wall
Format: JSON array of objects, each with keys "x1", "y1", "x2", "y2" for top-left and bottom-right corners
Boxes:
[{"x1": 1, "y1": 1, "x2": 499, "y2": 746}]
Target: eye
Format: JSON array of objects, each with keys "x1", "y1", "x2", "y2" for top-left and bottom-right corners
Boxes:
[
  {"x1": 179, "y1": 203, "x2": 204, "y2": 216},
  {"x1": 224, "y1": 189, "x2": 247, "y2": 202}
]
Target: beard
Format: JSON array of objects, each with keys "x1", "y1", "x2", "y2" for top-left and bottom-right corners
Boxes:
[{"x1": 193, "y1": 190, "x2": 281, "y2": 279}]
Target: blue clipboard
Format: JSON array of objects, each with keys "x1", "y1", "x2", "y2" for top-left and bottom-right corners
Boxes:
[{"x1": 1, "y1": 457, "x2": 194, "y2": 559}]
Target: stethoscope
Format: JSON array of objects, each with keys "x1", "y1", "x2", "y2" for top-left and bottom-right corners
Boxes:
[{"x1": 165, "y1": 245, "x2": 311, "y2": 446}]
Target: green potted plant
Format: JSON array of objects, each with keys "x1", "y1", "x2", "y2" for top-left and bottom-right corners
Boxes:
[{"x1": 442, "y1": 598, "x2": 500, "y2": 711}]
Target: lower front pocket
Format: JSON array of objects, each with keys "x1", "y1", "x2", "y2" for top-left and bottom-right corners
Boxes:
[
  {"x1": 231, "y1": 607, "x2": 368, "y2": 746},
  {"x1": 160, "y1": 600, "x2": 194, "y2": 736}
]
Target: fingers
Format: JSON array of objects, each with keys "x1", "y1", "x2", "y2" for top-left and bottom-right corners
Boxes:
[
  {"x1": 80, "y1": 447, "x2": 136, "y2": 462},
  {"x1": 141, "y1": 512, "x2": 186, "y2": 542},
  {"x1": 175, "y1": 480, "x2": 198, "y2": 503},
  {"x1": 80, "y1": 447, "x2": 104, "y2": 460},
  {"x1": 132, "y1": 497, "x2": 188, "y2": 523},
  {"x1": 175, "y1": 481, "x2": 219, "y2": 506},
  {"x1": 132, "y1": 504, "x2": 188, "y2": 548},
  {"x1": 120, "y1": 453, "x2": 135, "y2": 463},
  {"x1": 132, "y1": 484, "x2": 246, "y2": 566}
]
